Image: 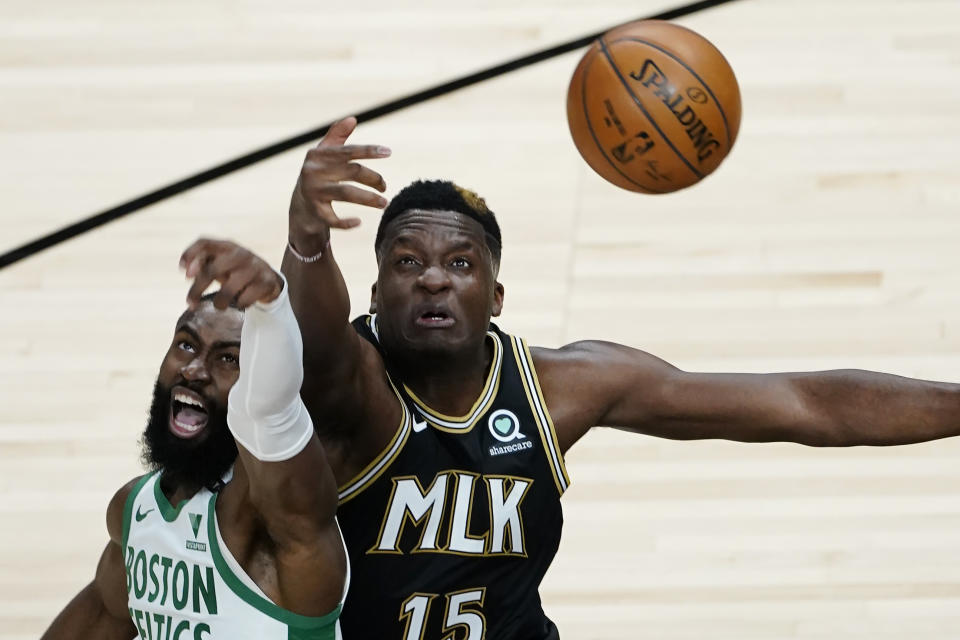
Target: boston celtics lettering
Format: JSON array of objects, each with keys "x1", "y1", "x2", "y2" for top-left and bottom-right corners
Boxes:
[
  {"x1": 125, "y1": 545, "x2": 217, "y2": 640},
  {"x1": 125, "y1": 546, "x2": 217, "y2": 613},
  {"x1": 126, "y1": 609, "x2": 211, "y2": 640}
]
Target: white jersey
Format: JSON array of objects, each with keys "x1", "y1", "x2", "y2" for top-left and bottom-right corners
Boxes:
[{"x1": 122, "y1": 471, "x2": 345, "y2": 640}]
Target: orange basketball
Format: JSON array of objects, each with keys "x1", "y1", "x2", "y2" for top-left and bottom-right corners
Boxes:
[{"x1": 566, "y1": 20, "x2": 741, "y2": 194}]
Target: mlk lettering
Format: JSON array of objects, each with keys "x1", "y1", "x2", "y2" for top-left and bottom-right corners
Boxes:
[{"x1": 372, "y1": 472, "x2": 533, "y2": 556}]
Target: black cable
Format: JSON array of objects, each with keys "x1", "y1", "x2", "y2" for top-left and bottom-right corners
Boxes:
[{"x1": 0, "y1": 0, "x2": 742, "y2": 270}]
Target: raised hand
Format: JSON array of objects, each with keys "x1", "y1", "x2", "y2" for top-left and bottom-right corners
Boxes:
[
  {"x1": 179, "y1": 238, "x2": 283, "y2": 310},
  {"x1": 289, "y1": 116, "x2": 391, "y2": 247}
]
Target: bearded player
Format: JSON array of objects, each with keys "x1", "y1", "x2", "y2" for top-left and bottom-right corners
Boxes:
[
  {"x1": 42, "y1": 239, "x2": 348, "y2": 640},
  {"x1": 280, "y1": 116, "x2": 960, "y2": 640}
]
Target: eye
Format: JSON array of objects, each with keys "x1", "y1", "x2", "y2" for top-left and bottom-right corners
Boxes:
[
  {"x1": 219, "y1": 353, "x2": 238, "y2": 365},
  {"x1": 397, "y1": 255, "x2": 419, "y2": 266},
  {"x1": 451, "y1": 257, "x2": 471, "y2": 268},
  {"x1": 177, "y1": 340, "x2": 196, "y2": 353}
]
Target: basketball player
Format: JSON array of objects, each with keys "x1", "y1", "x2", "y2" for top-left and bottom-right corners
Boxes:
[
  {"x1": 41, "y1": 239, "x2": 348, "y2": 640},
  {"x1": 284, "y1": 117, "x2": 960, "y2": 640}
]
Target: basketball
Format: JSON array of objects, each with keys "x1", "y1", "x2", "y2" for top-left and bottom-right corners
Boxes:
[{"x1": 566, "y1": 20, "x2": 742, "y2": 193}]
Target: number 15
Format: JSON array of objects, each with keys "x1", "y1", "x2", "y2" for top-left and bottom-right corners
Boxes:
[{"x1": 400, "y1": 588, "x2": 486, "y2": 640}]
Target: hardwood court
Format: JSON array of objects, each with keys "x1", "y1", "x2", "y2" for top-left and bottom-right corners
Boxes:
[{"x1": 2, "y1": 0, "x2": 960, "y2": 637}]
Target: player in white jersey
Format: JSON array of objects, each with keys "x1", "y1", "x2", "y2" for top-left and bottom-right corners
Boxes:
[{"x1": 42, "y1": 239, "x2": 348, "y2": 640}]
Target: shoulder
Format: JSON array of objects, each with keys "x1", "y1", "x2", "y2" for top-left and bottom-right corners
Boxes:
[
  {"x1": 350, "y1": 314, "x2": 378, "y2": 344},
  {"x1": 527, "y1": 341, "x2": 681, "y2": 451},
  {"x1": 528, "y1": 341, "x2": 632, "y2": 402},
  {"x1": 528, "y1": 341, "x2": 639, "y2": 399},
  {"x1": 106, "y1": 474, "x2": 149, "y2": 544},
  {"x1": 530, "y1": 340, "x2": 643, "y2": 374},
  {"x1": 525, "y1": 342, "x2": 631, "y2": 452},
  {"x1": 528, "y1": 340, "x2": 677, "y2": 415}
]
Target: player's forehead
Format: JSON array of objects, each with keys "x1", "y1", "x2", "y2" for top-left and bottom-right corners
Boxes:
[
  {"x1": 174, "y1": 302, "x2": 242, "y2": 344},
  {"x1": 382, "y1": 209, "x2": 487, "y2": 250}
]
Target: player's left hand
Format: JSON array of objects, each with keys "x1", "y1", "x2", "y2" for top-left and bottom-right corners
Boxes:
[{"x1": 179, "y1": 238, "x2": 283, "y2": 310}]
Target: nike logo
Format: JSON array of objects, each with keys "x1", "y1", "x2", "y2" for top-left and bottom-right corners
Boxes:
[
  {"x1": 412, "y1": 418, "x2": 428, "y2": 433},
  {"x1": 135, "y1": 506, "x2": 155, "y2": 522}
]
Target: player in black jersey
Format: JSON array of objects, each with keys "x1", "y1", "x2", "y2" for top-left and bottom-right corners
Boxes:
[{"x1": 282, "y1": 117, "x2": 960, "y2": 640}]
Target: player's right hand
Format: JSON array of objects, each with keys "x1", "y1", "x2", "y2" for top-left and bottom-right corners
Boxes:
[
  {"x1": 180, "y1": 238, "x2": 284, "y2": 311},
  {"x1": 289, "y1": 116, "x2": 391, "y2": 241}
]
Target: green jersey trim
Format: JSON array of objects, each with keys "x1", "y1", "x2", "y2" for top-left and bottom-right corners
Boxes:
[
  {"x1": 205, "y1": 492, "x2": 342, "y2": 631},
  {"x1": 152, "y1": 472, "x2": 192, "y2": 522},
  {"x1": 121, "y1": 472, "x2": 155, "y2": 550}
]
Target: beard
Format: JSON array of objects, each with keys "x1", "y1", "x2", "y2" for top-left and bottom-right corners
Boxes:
[{"x1": 140, "y1": 379, "x2": 237, "y2": 492}]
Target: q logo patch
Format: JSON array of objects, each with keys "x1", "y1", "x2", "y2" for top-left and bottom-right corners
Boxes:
[{"x1": 488, "y1": 409, "x2": 525, "y2": 443}]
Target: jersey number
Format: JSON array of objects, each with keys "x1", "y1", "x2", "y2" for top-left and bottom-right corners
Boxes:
[{"x1": 400, "y1": 588, "x2": 486, "y2": 640}]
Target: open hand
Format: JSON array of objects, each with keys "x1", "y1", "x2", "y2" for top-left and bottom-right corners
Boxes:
[{"x1": 290, "y1": 116, "x2": 391, "y2": 240}]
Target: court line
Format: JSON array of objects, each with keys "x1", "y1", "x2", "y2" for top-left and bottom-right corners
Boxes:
[{"x1": 0, "y1": 0, "x2": 743, "y2": 270}]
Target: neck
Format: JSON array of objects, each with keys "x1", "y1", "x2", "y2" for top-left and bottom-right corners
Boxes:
[
  {"x1": 159, "y1": 473, "x2": 200, "y2": 505},
  {"x1": 394, "y1": 336, "x2": 492, "y2": 417}
]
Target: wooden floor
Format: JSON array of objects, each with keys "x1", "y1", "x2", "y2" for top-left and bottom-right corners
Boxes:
[{"x1": 3, "y1": 0, "x2": 960, "y2": 637}]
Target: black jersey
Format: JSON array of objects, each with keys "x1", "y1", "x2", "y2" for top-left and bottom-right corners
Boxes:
[{"x1": 337, "y1": 314, "x2": 570, "y2": 640}]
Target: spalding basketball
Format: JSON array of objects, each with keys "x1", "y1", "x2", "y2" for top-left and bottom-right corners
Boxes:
[{"x1": 566, "y1": 20, "x2": 741, "y2": 193}]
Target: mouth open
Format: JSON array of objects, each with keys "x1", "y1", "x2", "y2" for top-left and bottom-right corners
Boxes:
[
  {"x1": 415, "y1": 309, "x2": 456, "y2": 328},
  {"x1": 169, "y1": 386, "x2": 209, "y2": 439}
]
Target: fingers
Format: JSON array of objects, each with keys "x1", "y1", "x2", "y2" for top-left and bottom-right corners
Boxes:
[
  {"x1": 211, "y1": 268, "x2": 257, "y2": 311},
  {"x1": 303, "y1": 146, "x2": 389, "y2": 189},
  {"x1": 315, "y1": 204, "x2": 362, "y2": 230},
  {"x1": 183, "y1": 242, "x2": 245, "y2": 308},
  {"x1": 214, "y1": 267, "x2": 283, "y2": 310},
  {"x1": 179, "y1": 238, "x2": 218, "y2": 278},
  {"x1": 318, "y1": 116, "x2": 358, "y2": 148},
  {"x1": 344, "y1": 161, "x2": 388, "y2": 192},
  {"x1": 309, "y1": 200, "x2": 363, "y2": 231},
  {"x1": 313, "y1": 144, "x2": 392, "y2": 162},
  {"x1": 179, "y1": 239, "x2": 281, "y2": 309},
  {"x1": 181, "y1": 238, "x2": 226, "y2": 305},
  {"x1": 186, "y1": 269, "x2": 217, "y2": 307},
  {"x1": 326, "y1": 183, "x2": 388, "y2": 209},
  {"x1": 304, "y1": 150, "x2": 388, "y2": 185},
  {"x1": 302, "y1": 158, "x2": 387, "y2": 194},
  {"x1": 304, "y1": 182, "x2": 388, "y2": 211},
  {"x1": 291, "y1": 118, "x2": 391, "y2": 233},
  {"x1": 298, "y1": 147, "x2": 390, "y2": 221},
  {"x1": 326, "y1": 217, "x2": 362, "y2": 230},
  {"x1": 233, "y1": 270, "x2": 282, "y2": 310},
  {"x1": 230, "y1": 279, "x2": 259, "y2": 311}
]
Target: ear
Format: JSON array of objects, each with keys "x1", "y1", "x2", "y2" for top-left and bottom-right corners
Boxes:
[
  {"x1": 491, "y1": 281, "x2": 504, "y2": 317},
  {"x1": 369, "y1": 282, "x2": 378, "y2": 314}
]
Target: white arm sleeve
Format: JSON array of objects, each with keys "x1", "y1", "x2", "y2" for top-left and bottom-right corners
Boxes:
[{"x1": 227, "y1": 272, "x2": 314, "y2": 462}]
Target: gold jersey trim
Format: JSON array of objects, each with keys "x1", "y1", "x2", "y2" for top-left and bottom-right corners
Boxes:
[
  {"x1": 511, "y1": 336, "x2": 570, "y2": 494},
  {"x1": 337, "y1": 380, "x2": 412, "y2": 505},
  {"x1": 404, "y1": 331, "x2": 504, "y2": 433}
]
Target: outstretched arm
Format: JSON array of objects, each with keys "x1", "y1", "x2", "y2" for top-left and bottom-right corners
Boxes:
[
  {"x1": 41, "y1": 482, "x2": 138, "y2": 640},
  {"x1": 536, "y1": 341, "x2": 960, "y2": 452},
  {"x1": 282, "y1": 116, "x2": 394, "y2": 427},
  {"x1": 181, "y1": 238, "x2": 346, "y2": 617}
]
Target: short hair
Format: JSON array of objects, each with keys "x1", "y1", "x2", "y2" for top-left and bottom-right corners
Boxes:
[
  {"x1": 178, "y1": 291, "x2": 240, "y2": 325},
  {"x1": 375, "y1": 180, "x2": 502, "y2": 267},
  {"x1": 198, "y1": 291, "x2": 239, "y2": 309}
]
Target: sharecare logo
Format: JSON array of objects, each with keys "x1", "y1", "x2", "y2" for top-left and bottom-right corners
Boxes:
[{"x1": 489, "y1": 440, "x2": 534, "y2": 457}]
